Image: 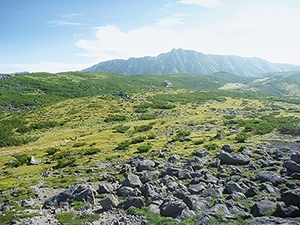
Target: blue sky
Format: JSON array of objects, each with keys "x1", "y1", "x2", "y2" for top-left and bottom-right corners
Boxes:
[{"x1": 1, "y1": 0, "x2": 300, "y2": 73}]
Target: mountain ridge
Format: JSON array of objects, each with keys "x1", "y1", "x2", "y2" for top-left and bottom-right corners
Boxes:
[{"x1": 83, "y1": 48, "x2": 300, "y2": 77}]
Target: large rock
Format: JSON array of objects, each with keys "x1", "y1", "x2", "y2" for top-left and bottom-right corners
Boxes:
[
  {"x1": 281, "y1": 188, "x2": 300, "y2": 208},
  {"x1": 283, "y1": 160, "x2": 300, "y2": 174},
  {"x1": 251, "y1": 200, "x2": 276, "y2": 217},
  {"x1": 246, "y1": 217, "x2": 300, "y2": 225},
  {"x1": 273, "y1": 205, "x2": 300, "y2": 218},
  {"x1": 98, "y1": 183, "x2": 114, "y2": 194},
  {"x1": 160, "y1": 197, "x2": 187, "y2": 218},
  {"x1": 137, "y1": 160, "x2": 155, "y2": 172},
  {"x1": 122, "y1": 174, "x2": 142, "y2": 188},
  {"x1": 217, "y1": 152, "x2": 250, "y2": 165},
  {"x1": 99, "y1": 194, "x2": 119, "y2": 210},
  {"x1": 28, "y1": 156, "x2": 41, "y2": 165},
  {"x1": 183, "y1": 195, "x2": 209, "y2": 212},
  {"x1": 224, "y1": 181, "x2": 243, "y2": 194},
  {"x1": 255, "y1": 171, "x2": 285, "y2": 186},
  {"x1": 186, "y1": 157, "x2": 204, "y2": 170},
  {"x1": 43, "y1": 184, "x2": 96, "y2": 209},
  {"x1": 118, "y1": 196, "x2": 145, "y2": 210},
  {"x1": 291, "y1": 153, "x2": 300, "y2": 164}
]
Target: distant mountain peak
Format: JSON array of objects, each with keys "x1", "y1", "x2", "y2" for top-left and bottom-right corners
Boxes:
[{"x1": 83, "y1": 49, "x2": 300, "y2": 77}]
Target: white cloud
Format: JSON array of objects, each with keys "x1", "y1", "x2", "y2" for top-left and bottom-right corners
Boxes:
[
  {"x1": 155, "y1": 14, "x2": 186, "y2": 26},
  {"x1": 75, "y1": 5, "x2": 300, "y2": 65},
  {"x1": 0, "y1": 62, "x2": 91, "y2": 74},
  {"x1": 59, "y1": 13, "x2": 82, "y2": 19},
  {"x1": 178, "y1": 0, "x2": 220, "y2": 8},
  {"x1": 75, "y1": 24, "x2": 218, "y2": 62},
  {"x1": 47, "y1": 20, "x2": 82, "y2": 26}
]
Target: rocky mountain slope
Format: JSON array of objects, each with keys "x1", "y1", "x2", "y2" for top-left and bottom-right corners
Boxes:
[
  {"x1": 83, "y1": 49, "x2": 300, "y2": 76},
  {"x1": 1, "y1": 71, "x2": 300, "y2": 224}
]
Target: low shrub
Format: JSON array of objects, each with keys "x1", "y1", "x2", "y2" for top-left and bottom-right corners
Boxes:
[
  {"x1": 235, "y1": 133, "x2": 249, "y2": 143},
  {"x1": 131, "y1": 136, "x2": 147, "y2": 144},
  {"x1": 137, "y1": 144, "x2": 152, "y2": 153},
  {"x1": 115, "y1": 140, "x2": 131, "y2": 150},
  {"x1": 5, "y1": 153, "x2": 31, "y2": 167},
  {"x1": 85, "y1": 148, "x2": 101, "y2": 155},
  {"x1": 147, "y1": 133, "x2": 156, "y2": 139},
  {"x1": 73, "y1": 142, "x2": 86, "y2": 148},
  {"x1": 138, "y1": 114, "x2": 157, "y2": 120},
  {"x1": 134, "y1": 123, "x2": 153, "y2": 132},
  {"x1": 55, "y1": 157, "x2": 77, "y2": 169},
  {"x1": 113, "y1": 125, "x2": 130, "y2": 133},
  {"x1": 46, "y1": 147, "x2": 60, "y2": 155}
]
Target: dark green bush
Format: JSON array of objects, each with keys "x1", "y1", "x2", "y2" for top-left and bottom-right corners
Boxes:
[
  {"x1": 104, "y1": 114, "x2": 127, "y2": 122},
  {"x1": 172, "y1": 129, "x2": 191, "y2": 141},
  {"x1": 138, "y1": 114, "x2": 157, "y2": 120},
  {"x1": 134, "y1": 123, "x2": 153, "y2": 132},
  {"x1": 30, "y1": 120, "x2": 65, "y2": 130},
  {"x1": 85, "y1": 148, "x2": 101, "y2": 155},
  {"x1": 113, "y1": 125, "x2": 130, "y2": 133},
  {"x1": 73, "y1": 142, "x2": 86, "y2": 148},
  {"x1": 55, "y1": 157, "x2": 77, "y2": 169},
  {"x1": 131, "y1": 136, "x2": 146, "y2": 144},
  {"x1": 46, "y1": 147, "x2": 60, "y2": 155},
  {"x1": 235, "y1": 133, "x2": 249, "y2": 143},
  {"x1": 137, "y1": 144, "x2": 152, "y2": 153},
  {"x1": 147, "y1": 133, "x2": 156, "y2": 139},
  {"x1": 115, "y1": 141, "x2": 131, "y2": 150},
  {"x1": 6, "y1": 154, "x2": 31, "y2": 167}
]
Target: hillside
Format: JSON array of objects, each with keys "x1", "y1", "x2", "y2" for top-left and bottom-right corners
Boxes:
[
  {"x1": 83, "y1": 49, "x2": 300, "y2": 76},
  {"x1": 1, "y1": 71, "x2": 300, "y2": 114},
  {"x1": 1, "y1": 71, "x2": 300, "y2": 224}
]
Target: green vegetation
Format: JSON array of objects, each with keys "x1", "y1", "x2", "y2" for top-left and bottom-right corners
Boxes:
[
  {"x1": 137, "y1": 144, "x2": 152, "y2": 153},
  {"x1": 104, "y1": 114, "x2": 128, "y2": 122},
  {"x1": 55, "y1": 212, "x2": 100, "y2": 225},
  {"x1": 113, "y1": 125, "x2": 130, "y2": 133},
  {"x1": 5, "y1": 153, "x2": 31, "y2": 167},
  {"x1": 0, "y1": 71, "x2": 300, "y2": 224},
  {"x1": 134, "y1": 123, "x2": 154, "y2": 132}
]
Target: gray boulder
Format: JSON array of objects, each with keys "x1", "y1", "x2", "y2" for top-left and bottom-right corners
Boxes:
[
  {"x1": 223, "y1": 144, "x2": 234, "y2": 153},
  {"x1": 117, "y1": 186, "x2": 134, "y2": 196},
  {"x1": 281, "y1": 188, "x2": 300, "y2": 208},
  {"x1": 28, "y1": 156, "x2": 41, "y2": 165},
  {"x1": 251, "y1": 200, "x2": 276, "y2": 217},
  {"x1": 195, "y1": 148, "x2": 208, "y2": 157},
  {"x1": 291, "y1": 153, "x2": 300, "y2": 164},
  {"x1": 98, "y1": 183, "x2": 114, "y2": 194},
  {"x1": 255, "y1": 171, "x2": 285, "y2": 186},
  {"x1": 118, "y1": 196, "x2": 145, "y2": 210},
  {"x1": 224, "y1": 181, "x2": 243, "y2": 194},
  {"x1": 99, "y1": 194, "x2": 119, "y2": 210},
  {"x1": 186, "y1": 157, "x2": 204, "y2": 170},
  {"x1": 160, "y1": 197, "x2": 187, "y2": 218},
  {"x1": 43, "y1": 184, "x2": 96, "y2": 209},
  {"x1": 283, "y1": 160, "x2": 300, "y2": 174},
  {"x1": 273, "y1": 205, "x2": 300, "y2": 218},
  {"x1": 217, "y1": 152, "x2": 250, "y2": 165},
  {"x1": 122, "y1": 174, "x2": 142, "y2": 188},
  {"x1": 195, "y1": 212, "x2": 211, "y2": 225},
  {"x1": 137, "y1": 160, "x2": 155, "y2": 172},
  {"x1": 183, "y1": 195, "x2": 209, "y2": 212}
]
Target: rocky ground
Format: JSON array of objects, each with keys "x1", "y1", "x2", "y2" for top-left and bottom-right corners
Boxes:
[{"x1": 2, "y1": 141, "x2": 300, "y2": 225}]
